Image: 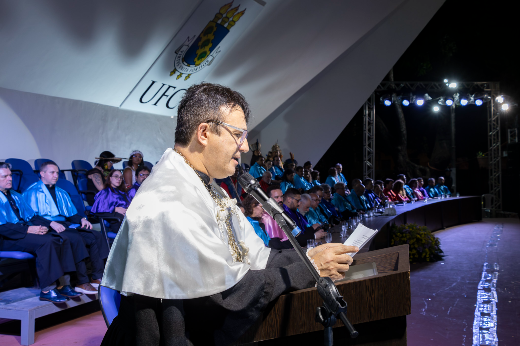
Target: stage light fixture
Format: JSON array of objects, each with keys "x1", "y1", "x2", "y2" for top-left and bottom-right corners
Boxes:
[
  {"x1": 502, "y1": 104, "x2": 509, "y2": 111},
  {"x1": 445, "y1": 97, "x2": 454, "y2": 106},
  {"x1": 433, "y1": 106, "x2": 440, "y2": 112},
  {"x1": 380, "y1": 95, "x2": 392, "y2": 106},
  {"x1": 416, "y1": 98, "x2": 425, "y2": 106},
  {"x1": 449, "y1": 82, "x2": 457, "y2": 88},
  {"x1": 402, "y1": 99, "x2": 410, "y2": 106},
  {"x1": 496, "y1": 95, "x2": 504, "y2": 103},
  {"x1": 460, "y1": 98, "x2": 469, "y2": 106},
  {"x1": 475, "y1": 99, "x2": 483, "y2": 106},
  {"x1": 444, "y1": 79, "x2": 448, "y2": 83}
]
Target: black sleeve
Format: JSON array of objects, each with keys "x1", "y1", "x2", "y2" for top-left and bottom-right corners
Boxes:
[
  {"x1": 30, "y1": 215, "x2": 52, "y2": 227},
  {"x1": 66, "y1": 213, "x2": 84, "y2": 224},
  {"x1": 268, "y1": 237, "x2": 296, "y2": 249},
  {"x1": 184, "y1": 249, "x2": 314, "y2": 345},
  {"x1": 0, "y1": 223, "x2": 28, "y2": 240}
]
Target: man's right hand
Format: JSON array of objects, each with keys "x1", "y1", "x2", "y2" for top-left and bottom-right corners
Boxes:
[
  {"x1": 308, "y1": 244, "x2": 358, "y2": 281},
  {"x1": 314, "y1": 229, "x2": 327, "y2": 239},
  {"x1": 27, "y1": 226, "x2": 48, "y2": 235},
  {"x1": 115, "y1": 207, "x2": 127, "y2": 215},
  {"x1": 50, "y1": 221, "x2": 66, "y2": 233}
]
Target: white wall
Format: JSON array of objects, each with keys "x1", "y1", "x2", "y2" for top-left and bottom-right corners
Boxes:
[{"x1": 0, "y1": 87, "x2": 176, "y2": 169}]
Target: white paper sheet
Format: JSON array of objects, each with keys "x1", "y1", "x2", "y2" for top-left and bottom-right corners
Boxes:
[{"x1": 343, "y1": 224, "x2": 378, "y2": 257}]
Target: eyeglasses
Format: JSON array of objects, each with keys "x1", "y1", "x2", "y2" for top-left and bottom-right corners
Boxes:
[
  {"x1": 139, "y1": 173, "x2": 150, "y2": 177},
  {"x1": 111, "y1": 175, "x2": 123, "y2": 180},
  {"x1": 208, "y1": 120, "x2": 248, "y2": 147}
]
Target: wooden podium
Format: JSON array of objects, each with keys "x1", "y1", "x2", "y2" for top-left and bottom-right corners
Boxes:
[{"x1": 235, "y1": 245, "x2": 411, "y2": 345}]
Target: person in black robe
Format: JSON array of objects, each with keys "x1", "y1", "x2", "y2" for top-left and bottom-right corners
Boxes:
[{"x1": 0, "y1": 163, "x2": 79, "y2": 302}]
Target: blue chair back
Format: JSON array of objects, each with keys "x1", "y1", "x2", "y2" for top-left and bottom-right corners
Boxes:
[
  {"x1": 122, "y1": 161, "x2": 129, "y2": 169},
  {"x1": 6, "y1": 158, "x2": 40, "y2": 192},
  {"x1": 99, "y1": 285, "x2": 121, "y2": 327},
  {"x1": 143, "y1": 161, "x2": 153, "y2": 171},
  {"x1": 56, "y1": 179, "x2": 87, "y2": 218},
  {"x1": 34, "y1": 159, "x2": 66, "y2": 180}
]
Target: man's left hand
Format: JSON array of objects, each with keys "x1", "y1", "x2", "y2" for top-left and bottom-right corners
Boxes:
[{"x1": 81, "y1": 218, "x2": 92, "y2": 229}]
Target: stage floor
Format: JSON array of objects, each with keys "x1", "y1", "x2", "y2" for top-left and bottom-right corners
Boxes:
[{"x1": 0, "y1": 218, "x2": 518, "y2": 346}]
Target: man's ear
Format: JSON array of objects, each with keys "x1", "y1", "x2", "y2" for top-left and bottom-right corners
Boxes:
[{"x1": 196, "y1": 123, "x2": 211, "y2": 147}]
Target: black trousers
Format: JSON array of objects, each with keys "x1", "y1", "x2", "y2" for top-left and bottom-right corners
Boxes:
[
  {"x1": 76, "y1": 229, "x2": 106, "y2": 280},
  {"x1": 96, "y1": 212, "x2": 125, "y2": 234},
  {"x1": 1, "y1": 233, "x2": 76, "y2": 288},
  {"x1": 49, "y1": 228, "x2": 91, "y2": 285}
]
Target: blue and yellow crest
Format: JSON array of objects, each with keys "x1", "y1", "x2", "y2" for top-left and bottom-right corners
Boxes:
[{"x1": 170, "y1": 1, "x2": 246, "y2": 81}]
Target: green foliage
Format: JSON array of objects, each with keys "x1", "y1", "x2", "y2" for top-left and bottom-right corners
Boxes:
[
  {"x1": 390, "y1": 223, "x2": 444, "y2": 263},
  {"x1": 476, "y1": 151, "x2": 486, "y2": 158}
]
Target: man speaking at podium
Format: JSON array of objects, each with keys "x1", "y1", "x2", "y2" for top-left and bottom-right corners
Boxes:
[{"x1": 101, "y1": 83, "x2": 357, "y2": 346}]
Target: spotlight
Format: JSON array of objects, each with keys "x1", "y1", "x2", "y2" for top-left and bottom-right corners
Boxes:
[
  {"x1": 502, "y1": 104, "x2": 509, "y2": 111},
  {"x1": 459, "y1": 93, "x2": 470, "y2": 106},
  {"x1": 496, "y1": 95, "x2": 504, "y2": 103},
  {"x1": 475, "y1": 99, "x2": 483, "y2": 106},
  {"x1": 449, "y1": 82, "x2": 457, "y2": 88},
  {"x1": 402, "y1": 99, "x2": 410, "y2": 106},
  {"x1": 433, "y1": 106, "x2": 440, "y2": 112},
  {"x1": 444, "y1": 79, "x2": 448, "y2": 83},
  {"x1": 416, "y1": 98, "x2": 425, "y2": 106},
  {"x1": 381, "y1": 95, "x2": 392, "y2": 106},
  {"x1": 445, "y1": 98, "x2": 454, "y2": 106},
  {"x1": 460, "y1": 98, "x2": 469, "y2": 106}
]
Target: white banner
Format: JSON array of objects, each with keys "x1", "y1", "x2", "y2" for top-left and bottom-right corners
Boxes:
[{"x1": 121, "y1": 0, "x2": 264, "y2": 116}]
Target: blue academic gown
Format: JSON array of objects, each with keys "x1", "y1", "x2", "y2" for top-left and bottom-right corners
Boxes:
[
  {"x1": 337, "y1": 173, "x2": 347, "y2": 186},
  {"x1": 347, "y1": 193, "x2": 370, "y2": 212},
  {"x1": 425, "y1": 186, "x2": 441, "y2": 198},
  {"x1": 23, "y1": 181, "x2": 79, "y2": 225},
  {"x1": 311, "y1": 180, "x2": 321, "y2": 187},
  {"x1": 293, "y1": 174, "x2": 312, "y2": 191},
  {"x1": 435, "y1": 184, "x2": 451, "y2": 195},
  {"x1": 249, "y1": 163, "x2": 266, "y2": 179},
  {"x1": 403, "y1": 185, "x2": 414, "y2": 199},
  {"x1": 306, "y1": 207, "x2": 328, "y2": 225},
  {"x1": 269, "y1": 166, "x2": 284, "y2": 180},
  {"x1": 127, "y1": 182, "x2": 141, "y2": 202},
  {"x1": 332, "y1": 193, "x2": 357, "y2": 214},
  {"x1": 319, "y1": 199, "x2": 340, "y2": 219},
  {"x1": 364, "y1": 189, "x2": 381, "y2": 208},
  {"x1": 246, "y1": 216, "x2": 270, "y2": 246},
  {"x1": 325, "y1": 176, "x2": 339, "y2": 189},
  {"x1": 280, "y1": 181, "x2": 295, "y2": 194}
]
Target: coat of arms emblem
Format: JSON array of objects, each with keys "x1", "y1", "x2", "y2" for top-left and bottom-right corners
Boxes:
[{"x1": 170, "y1": 1, "x2": 246, "y2": 81}]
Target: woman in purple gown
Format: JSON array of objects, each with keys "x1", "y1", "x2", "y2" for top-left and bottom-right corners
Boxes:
[{"x1": 91, "y1": 170, "x2": 129, "y2": 233}]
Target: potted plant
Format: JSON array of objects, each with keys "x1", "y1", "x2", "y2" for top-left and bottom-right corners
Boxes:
[{"x1": 477, "y1": 152, "x2": 488, "y2": 169}]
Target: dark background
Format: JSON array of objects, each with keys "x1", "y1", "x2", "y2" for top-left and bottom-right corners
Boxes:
[{"x1": 315, "y1": 0, "x2": 520, "y2": 213}]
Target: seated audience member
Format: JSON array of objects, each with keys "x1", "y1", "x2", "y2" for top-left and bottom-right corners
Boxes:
[
  {"x1": 350, "y1": 178, "x2": 362, "y2": 193},
  {"x1": 332, "y1": 183, "x2": 358, "y2": 218},
  {"x1": 283, "y1": 188, "x2": 326, "y2": 240},
  {"x1": 417, "y1": 177, "x2": 429, "y2": 199},
  {"x1": 91, "y1": 170, "x2": 130, "y2": 234},
  {"x1": 383, "y1": 178, "x2": 397, "y2": 201},
  {"x1": 304, "y1": 161, "x2": 313, "y2": 172},
  {"x1": 425, "y1": 178, "x2": 441, "y2": 198},
  {"x1": 298, "y1": 194, "x2": 322, "y2": 230},
  {"x1": 435, "y1": 176, "x2": 451, "y2": 195},
  {"x1": 264, "y1": 159, "x2": 273, "y2": 172},
  {"x1": 319, "y1": 184, "x2": 342, "y2": 221},
  {"x1": 0, "y1": 163, "x2": 82, "y2": 302},
  {"x1": 123, "y1": 150, "x2": 144, "y2": 188},
  {"x1": 392, "y1": 180, "x2": 410, "y2": 203},
  {"x1": 347, "y1": 184, "x2": 370, "y2": 212},
  {"x1": 305, "y1": 193, "x2": 330, "y2": 228},
  {"x1": 408, "y1": 178, "x2": 424, "y2": 200},
  {"x1": 86, "y1": 151, "x2": 123, "y2": 205},
  {"x1": 293, "y1": 166, "x2": 313, "y2": 191},
  {"x1": 311, "y1": 170, "x2": 321, "y2": 187},
  {"x1": 249, "y1": 156, "x2": 266, "y2": 179},
  {"x1": 363, "y1": 178, "x2": 382, "y2": 208},
  {"x1": 303, "y1": 169, "x2": 313, "y2": 184},
  {"x1": 218, "y1": 165, "x2": 243, "y2": 203},
  {"x1": 335, "y1": 163, "x2": 347, "y2": 185},
  {"x1": 269, "y1": 156, "x2": 284, "y2": 181},
  {"x1": 259, "y1": 171, "x2": 272, "y2": 192},
  {"x1": 280, "y1": 169, "x2": 296, "y2": 194},
  {"x1": 397, "y1": 174, "x2": 414, "y2": 199},
  {"x1": 127, "y1": 166, "x2": 150, "y2": 202},
  {"x1": 325, "y1": 167, "x2": 340, "y2": 190},
  {"x1": 374, "y1": 182, "x2": 387, "y2": 201},
  {"x1": 23, "y1": 161, "x2": 106, "y2": 294},
  {"x1": 309, "y1": 186, "x2": 340, "y2": 226},
  {"x1": 242, "y1": 195, "x2": 270, "y2": 246},
  {"x1": 284, "y1": 157, "x2": 297, "y2": 172}
]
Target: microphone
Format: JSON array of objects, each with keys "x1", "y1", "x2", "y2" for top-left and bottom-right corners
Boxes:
[{"x1": 238, "y1": 173, "x2": 301, "y2": 237}]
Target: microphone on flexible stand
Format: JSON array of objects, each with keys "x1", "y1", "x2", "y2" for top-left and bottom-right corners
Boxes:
[{"x1": 238, "y1": 172, "x2": 358, "y2": 345}]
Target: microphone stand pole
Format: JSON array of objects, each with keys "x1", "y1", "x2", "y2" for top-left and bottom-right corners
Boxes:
[{"x1": 240, "y1": 180, "x2": 358, "y2": 345}]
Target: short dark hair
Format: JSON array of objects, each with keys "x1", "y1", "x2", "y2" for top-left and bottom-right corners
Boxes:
[
  {"x1": 0, "y1": 162, "x2": 11, "y2": 169},
  {"x1": 375, "y1": 180, "x2": 384, "y2": 186},
  {"x1": 135, "y1": 166, "x2": 150, "y2": 177},
  {"x1": 40, "y1": 161, "x2": 59, "y2": 172},
  {"x1": 311, "y1": 170, "x2": 320, "y2": 181},
  {"x1": 242, "y1": 195, "x2": 260, "y2": 217},
  {"x1": 295, "y1": 166, "x2": 303, "y2": 173},
  {"x1": 282, "y1": 169, "x2": 295, "y2": 182},
  {"x1": 308, "y1": 185, "x2": 324, "y2": 194},
  {"x1": 363, "y1": 178, "x2": 373, "y2": 186},
  {"x1": 321, "y1": 183, "x2": 331, "y2": 192},
  {"x1": 304, "y1": 161, "x2": 312, "y2": 168},
  {"x1": 328, "y1": 167, "x2": 337, "y2": 176},
  {"x1": 175, "y1": 83, "x2": 251, "y2": 146},
  {"x1": 266, "y1": 184, "x2": 281, "y2": 197},
  {"x1": 283, "y1": 188, "x2": 301, "y2": 202}
]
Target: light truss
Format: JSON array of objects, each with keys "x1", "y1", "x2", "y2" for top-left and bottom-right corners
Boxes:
[{"x1": 363, "y1": 81, "x2": 501, "y2": 210}]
